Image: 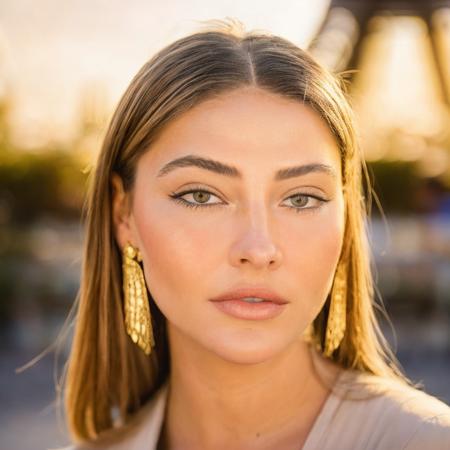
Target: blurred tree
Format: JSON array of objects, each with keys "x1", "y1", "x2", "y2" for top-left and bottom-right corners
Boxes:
[
  {"x1": 368, "y1": 160, "x2": 420, "y2": 214},
  {"x1": 0, "y1": 149, "x2": 87, "y2": 225}
]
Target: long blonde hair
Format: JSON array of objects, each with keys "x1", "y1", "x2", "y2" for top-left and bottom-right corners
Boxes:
[{"x1": 61, "y1": 18, "x2": 415, "y2": 445}]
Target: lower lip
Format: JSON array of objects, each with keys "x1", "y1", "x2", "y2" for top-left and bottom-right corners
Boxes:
[{"x1": 209, "y1": 299, "x2": 287, "y2": 320}]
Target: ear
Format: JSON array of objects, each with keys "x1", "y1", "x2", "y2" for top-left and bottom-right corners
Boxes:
[{"x1": 111, "y1": 172, "x2": 135, "y2": 251}]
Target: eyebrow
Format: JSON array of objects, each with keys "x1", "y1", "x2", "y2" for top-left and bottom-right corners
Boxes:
[{"x1": 157, "y1": 154, "x2": 337, "y2": 181}]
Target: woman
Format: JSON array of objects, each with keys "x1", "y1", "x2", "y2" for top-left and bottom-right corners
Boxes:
[{"x1": 61, "y1": 19, "x2": 450, "y2": 450}]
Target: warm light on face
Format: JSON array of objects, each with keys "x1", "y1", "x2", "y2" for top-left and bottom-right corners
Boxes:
[{"x1": 119, "y1": 87, "x2": 345, "y2": 365}]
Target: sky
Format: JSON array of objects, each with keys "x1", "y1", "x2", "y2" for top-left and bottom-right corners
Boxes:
[{"x1": 0, "y1": 0, "x2": 330, "y2": 147}]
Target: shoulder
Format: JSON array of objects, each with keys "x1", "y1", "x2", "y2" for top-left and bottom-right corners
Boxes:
[
  {"x1": 401, "y1": 414, "x2": 450, "y2": 450},
  {"x1": 332, "y1": 370, "x2": 450, "y2": 449}
]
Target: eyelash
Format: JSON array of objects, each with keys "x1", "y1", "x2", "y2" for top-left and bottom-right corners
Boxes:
[{"x1": 169, "y1": 187, "x2": 329, "y2": 213}]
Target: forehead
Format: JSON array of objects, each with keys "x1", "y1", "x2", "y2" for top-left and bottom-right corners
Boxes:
[{"x1": 142, "y1": 87, "x2": 341, "y2": 177}]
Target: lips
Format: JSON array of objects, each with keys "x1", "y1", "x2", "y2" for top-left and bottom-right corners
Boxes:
[{"x1": 209, "y1": 286, "x2": 289, "y2": 305}]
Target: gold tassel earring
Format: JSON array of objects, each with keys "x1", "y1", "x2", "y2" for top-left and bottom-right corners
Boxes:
[
  {"x1": 122, "y1": 242, "x2": 155, "y2": 355},
  {"x1": 324, "y1": 260, "x2": 347, "y2": 357}
]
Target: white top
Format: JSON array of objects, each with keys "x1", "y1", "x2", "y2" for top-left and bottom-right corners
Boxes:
[{"x1": 60, "y1": 369, "x2": 450, "y2": 450}]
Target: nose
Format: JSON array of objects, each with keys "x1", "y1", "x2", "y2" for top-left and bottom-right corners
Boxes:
[{"x1": 229, "y1": 204, "x2": 282, "y2": 271}]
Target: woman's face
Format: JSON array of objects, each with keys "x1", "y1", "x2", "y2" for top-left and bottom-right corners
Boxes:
[{"x1": 113, "y1": 86, "x2": 345, "y2": 364}]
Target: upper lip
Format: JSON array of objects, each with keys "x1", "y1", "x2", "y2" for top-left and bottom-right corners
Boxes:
[{"x1": 209, "y1": 286, "x2": 289, "y2": 304}]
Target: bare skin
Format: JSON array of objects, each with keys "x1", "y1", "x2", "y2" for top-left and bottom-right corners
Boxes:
[{"x1": 112, "y1": 86, "x2": 345, "y2": 450}]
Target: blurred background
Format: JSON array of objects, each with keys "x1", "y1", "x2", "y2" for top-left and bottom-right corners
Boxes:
[{"x1": 0, "y1": 0, "x2": 449, "y2": 449}]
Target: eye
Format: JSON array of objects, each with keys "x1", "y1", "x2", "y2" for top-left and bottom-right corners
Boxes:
[
  {"x1": 282, "y1": 193, "x2": 328, "y2": 212},
  {"x1": 169, "y1": 188, "x2": 329, "y2": 213},
  {"x1": 169, "y1": 188, "x2": 223, "y2": 210}
]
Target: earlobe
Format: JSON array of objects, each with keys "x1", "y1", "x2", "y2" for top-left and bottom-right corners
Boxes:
[{"x1": 111, "y1": 172, "x2": 133, "y2": 250}]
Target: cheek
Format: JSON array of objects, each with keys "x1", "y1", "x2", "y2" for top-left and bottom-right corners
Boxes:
[
  {"x1": 130, "y1": 198, "x2": 216, "y2": 318},
  {"x1": 285, "y1": 201, "x2": 345, "y2": 311},
  {"x1": 307, "y1": 217, "x2": 343, "y2": 294}
]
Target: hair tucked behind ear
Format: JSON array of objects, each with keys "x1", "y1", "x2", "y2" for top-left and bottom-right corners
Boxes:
[{"x1": 58, "y1": 17, "x2": 415, "y2": 446}]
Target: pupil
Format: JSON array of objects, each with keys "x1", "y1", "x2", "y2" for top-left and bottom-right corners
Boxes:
[
  {"x1": 194, "y1": 191, "x2": 209, "y2": 203},
  {"x1": 293, "y1": 195, "x2": 306, "y2": 207}
]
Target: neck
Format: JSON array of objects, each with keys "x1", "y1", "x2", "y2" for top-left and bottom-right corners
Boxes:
[{"x1": 161, "y1": 325, "x2": 340, "y2": 450}]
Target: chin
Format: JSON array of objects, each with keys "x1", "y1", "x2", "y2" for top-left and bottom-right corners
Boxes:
[{"x1": 204, "y1": 331, "x2": 289, "y2": 365}]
